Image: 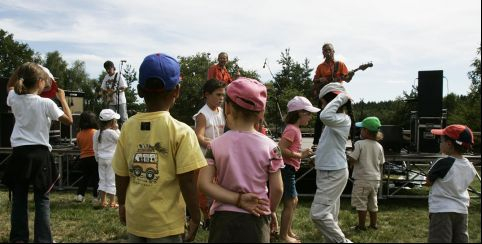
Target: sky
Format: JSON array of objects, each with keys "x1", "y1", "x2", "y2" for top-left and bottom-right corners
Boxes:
[{"x1": 0, "y1": 0, "x2": 480, "y2": 102}]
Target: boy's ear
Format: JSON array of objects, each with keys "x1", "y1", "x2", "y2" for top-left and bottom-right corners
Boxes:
[
  {"x1": 137, "y1": 84, "x2": 145, "y2": 98},
  {"x1": 172, "y1": 84, "x2": 180, "y2": 99}
]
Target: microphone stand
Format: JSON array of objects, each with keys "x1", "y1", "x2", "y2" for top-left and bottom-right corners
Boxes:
[{"x1": 117, "y1": 61, "x2": 125, "y2": 114}]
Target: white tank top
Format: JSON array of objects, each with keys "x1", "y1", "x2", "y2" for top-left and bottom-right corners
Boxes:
[{"x1": 193, "y1": 104, "x2": 225, "y2": 152}]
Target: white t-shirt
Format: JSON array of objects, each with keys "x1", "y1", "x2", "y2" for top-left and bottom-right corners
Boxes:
[
  {"x1": 101, "y1": 72, "x2": 127, "y2": 105},
  {"x1": 350, "y1": 139, "x2": 385, "y2": 180},
  {"x1": 192, "y1": 104, "x2": 225, "y2": 153},
  {"x1": 93, "y1": 128, "x2": 120, "y2": 160},
  {"x1": 7, "y1": 90, "x2": 64, "y2": 151}
]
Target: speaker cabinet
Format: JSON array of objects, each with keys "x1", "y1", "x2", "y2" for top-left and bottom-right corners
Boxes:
[
  {"x1": 65, "y1": 91, "x2": 85, "y2": 114},
  {"x1": 0, "y1": 112, "x2": 15, "y2": 147},
  {"x1": 418, "y1": 123, "x2": 441, "y2": 153},
  {"x1": 380, "y1": 125, "x2": 403, "y2": 153},
  {"x1": 418, "y1": 70, "x2": 443, "y2": 117},
  {"x1": 1, "y1": 77, "x2": 10, "y2": 113}
]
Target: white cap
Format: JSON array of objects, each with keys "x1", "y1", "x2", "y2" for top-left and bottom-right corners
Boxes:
[
  {"x1": 99, "y1": 109, "x2": 120, "y2": 121},
  {"x1": 318, "y1": 82, "x2": 346, "y2": 99},
  {"x1": 287, "y1": 96, "x2": 320, "y2": 113}
]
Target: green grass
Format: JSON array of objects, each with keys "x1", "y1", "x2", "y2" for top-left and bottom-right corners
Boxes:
[{"x1": 0, "y1": 184, "x2": 480, "y2": 243}]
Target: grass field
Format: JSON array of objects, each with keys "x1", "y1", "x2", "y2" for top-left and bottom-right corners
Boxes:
[{"x1": 0, "y1": 183, "x2": 480, "y2": 243}]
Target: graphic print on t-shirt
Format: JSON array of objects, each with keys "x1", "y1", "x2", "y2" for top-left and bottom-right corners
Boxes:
[{"x1": 130, "y1": 143, "x2": 166, "y2": 184}]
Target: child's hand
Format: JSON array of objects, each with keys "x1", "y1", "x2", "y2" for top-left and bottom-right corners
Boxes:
[
  {"x1": 56, "y1": 88, "x2": 66, "y2": 102},
  {"x1": 301, "y1": 148, "x2": 313, "y2": 159},
  {"x1": 183, "y1": 218, "x2": 200, "y2": 242},
  {"x1": 239, "y1": 193, "x2": 270, "y2": 216},
  {"x1": 118, "y1": 204, "x2": 126, "y2": 226}
]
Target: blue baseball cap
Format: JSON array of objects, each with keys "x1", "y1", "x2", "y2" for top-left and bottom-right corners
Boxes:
[{"x1": 139, "y1": 53, "x2": 180, "y2": 91}]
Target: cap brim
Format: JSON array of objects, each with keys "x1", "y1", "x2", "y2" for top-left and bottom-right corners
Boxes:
[
  {"x1": 431, "y1": 129, "x2": 445, "y2": 135},
  {"x1": 355, "y1": 122, "x2": 363, "y2": 128},
  {"x1": 305, "y1": 106, "x2": 321, "y2": 113}
]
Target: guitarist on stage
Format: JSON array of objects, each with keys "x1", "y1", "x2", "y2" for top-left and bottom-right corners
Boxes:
[
  {"x1": 312, "y1": 43, "x2": 354, "y2": 149},
  {"x1": 101, "y1": 60, "x2": 128, "y2": 125}
]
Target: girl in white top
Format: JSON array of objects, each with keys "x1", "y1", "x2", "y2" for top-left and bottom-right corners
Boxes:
[
  {"x1": 93, "y1": 109, "x2": 121, "y2": 208},
  {"x1": 193, "y1": 79, "x2": 226, "y2": 153},
  {"x1": 4, "y1": 63, "x2": 73, "y2": 243},
  {"x1": 193, "y1": 79, "x2": 226, "y2": 229}
]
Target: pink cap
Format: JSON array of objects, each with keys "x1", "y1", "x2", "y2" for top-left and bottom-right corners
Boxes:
[
  {"x1": 287, "y1": 96, "x2": 320, "y2": 113},
  {"x1": 226, "y1": 77, "x2": 267, "y2": 111}
]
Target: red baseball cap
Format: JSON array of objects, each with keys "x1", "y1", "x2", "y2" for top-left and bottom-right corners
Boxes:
[
  {"x1": 226, "y1": 77, "x2": 267, "y2": 112},
  {"x1": 431, "y1": 124, "x2": 474, "y2": 148}
]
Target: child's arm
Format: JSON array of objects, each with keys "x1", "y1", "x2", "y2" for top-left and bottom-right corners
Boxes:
[
  {"x1": 319, "y1": 93, "x2": 350, "y2": 126},
  {"x1": 199, "y1": 165, "x2": 270, "y2": 216},
  {"x1": 115, "y1": 174, "x2": 129, "y2": 225},
  {"x1": 178, "y1": 170, "x2": 202, "y2": 242},
  {"x1": 194, "y1": 113, "x2": 211, "y2": 148},
  {"x1": 56, "y1": 89, "x2": 73, "y2": 125},
  {"x1": 268, "y1": 170, "x2": 283, "y2": 213}
]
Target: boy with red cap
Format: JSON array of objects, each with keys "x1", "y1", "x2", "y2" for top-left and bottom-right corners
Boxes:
[
  {"x1": 427, "y1": 124, "x2": 477, "y2": 243},
  {"x1": 198, "y1": 77, "x2": 284, "y2": 242},
  {"x1": 112, "y1": 53, "x2": 207, "y2": 242}
]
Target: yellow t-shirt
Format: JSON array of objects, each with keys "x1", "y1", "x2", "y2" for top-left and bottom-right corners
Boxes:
[{"x1": 112, "y1": 111, "x2": 207, "y2": 238}]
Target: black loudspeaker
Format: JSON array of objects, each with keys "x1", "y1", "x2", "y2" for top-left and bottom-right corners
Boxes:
[
  {"x1": 418, "y1": 124, "x2": 440, "y2": 153},
  {"x1": 0, "y1": 112, "x2": 15, "y2": 147},
  {"x1": 61, "y1": 114, "x2": 80, "y2": 144},
  {"x1": 380, "y1": 125, "x2": 403, "y2": 153},
  {"x1": 1, "y1": 77, "x2": 9, "y2": 113},
  {"x1": 418, "y1": 70, "x2": 443, "y2": 117}
]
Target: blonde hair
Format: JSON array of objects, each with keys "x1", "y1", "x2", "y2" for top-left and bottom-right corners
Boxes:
[{"x1": 9, "y1": 62, "x2": 48, "y2": 95}]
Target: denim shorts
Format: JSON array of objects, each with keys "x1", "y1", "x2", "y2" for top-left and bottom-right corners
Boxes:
[{"x1": 281, "y1": 164, "x2": 298, "y2": 199}]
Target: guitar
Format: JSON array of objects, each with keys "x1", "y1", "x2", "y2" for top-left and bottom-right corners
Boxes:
[{"x1": 313, "y1": 62, "x2": 373, "y2": 98}]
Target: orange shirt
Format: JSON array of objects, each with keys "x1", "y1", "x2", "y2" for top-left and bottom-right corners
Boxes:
[
  {"x1": 207, "y1": 64, "x2": 232, "y2": 84},
  {"x1": 76, "y1": 129, "x2": 96, "y2": 158},
  {"x1": 314, "y1": 60, "x2": 349, "y2": 81}
]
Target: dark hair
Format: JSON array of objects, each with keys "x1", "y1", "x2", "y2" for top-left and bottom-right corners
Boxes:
[
  {"x1": 104, "y1": 60, "x2": 115, "y2": 70},
  {"x1": 78, "y1": 111, "x2": 99, "y2": 130},
  {"x1": 203, "y1": 79, "x2": 225, "y2": 96},
  {"x1": 443, "y1": 135, "x2": 470, "y2": 153},
  {"x1": 225, "y1": 95, "x2": 260, "y2": 122},
  {"x1": 9, "y1": 62, "x2": 48, "y2": 94},
  {"x1": 285, "y1": 110, "x2": 301, "y2": 124}
]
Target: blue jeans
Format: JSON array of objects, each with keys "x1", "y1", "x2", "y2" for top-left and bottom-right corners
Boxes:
[{"x1": 10, "y1": 182, "x2": 52, "y2": 243}]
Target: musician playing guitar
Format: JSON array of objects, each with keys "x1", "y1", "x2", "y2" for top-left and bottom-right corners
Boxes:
[
  {"x1": 312, "y1": 43, "x2": 373, "y2": 149},
  {"x1": 101, "y1": 60, "x2": 128, "y2": 125}
]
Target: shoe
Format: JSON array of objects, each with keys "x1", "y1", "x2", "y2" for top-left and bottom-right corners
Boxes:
[
  {"x1": 369, "y1": 225, "x2": 378, "y2": 230},
  {"x1": 350, "y1": 225, "x2": 366, "y2": 231},
  {"x1": 75, "y1": 194, "x2": 85, "y2": 202}
]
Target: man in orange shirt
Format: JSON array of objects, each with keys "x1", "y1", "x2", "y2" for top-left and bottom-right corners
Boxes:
[
  {"x1": 207, "y1": 52, "x2": 240, "y2": 84},
  {"x1": 312, "y1": 43, "x2": 354, "y2": 148}
]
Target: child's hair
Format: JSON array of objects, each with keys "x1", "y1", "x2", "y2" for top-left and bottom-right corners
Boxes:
[
  {"x1": 203, "y1": 79, "x2": 226, "y2": 97},
  {"x1": 225, "y1": 95, "x2": 260, "y2": 122},
  {"x1": 443, "y1": 135, "x2": 470, "y2": 153},
  {"x1": 104, "y1": 60, "x2": 115, "y2": 70},
  {"x1": 79, "y1": 111, "x2": 99, "y2": 130},
  {"x1": 365, "y1": 129, "x2": 384, "y2": 142},
  {"x1": 284, "y1": 110, "x2": 301, "y2": 124},
  {"x1": 9, "y1": 62, "x2": 48, "y2": 95},
  {"x1": 97, "y1": 119, "x2": 114, "y2": 143}
]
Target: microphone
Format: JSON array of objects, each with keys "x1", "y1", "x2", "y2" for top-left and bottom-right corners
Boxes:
[{"x1": 263, "y1": 58, "x2": 267, "y2": 68}]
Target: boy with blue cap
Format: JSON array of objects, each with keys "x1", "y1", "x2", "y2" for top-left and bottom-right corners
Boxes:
[{"x1": 112, "y1": 53, "x2": 207, "y2": 242}]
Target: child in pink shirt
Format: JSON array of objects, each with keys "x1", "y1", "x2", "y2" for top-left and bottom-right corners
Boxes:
[
  {"x1": 199, "y1": 77, "x2": 284, "y2": 242},
  {"x1": 278, "y1": 96, "x2": 319, "y2": 243}
]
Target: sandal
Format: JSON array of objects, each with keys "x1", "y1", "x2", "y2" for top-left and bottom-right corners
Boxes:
[{"x1": 110, "y1": 203, "x2": 119, "y2": 209}]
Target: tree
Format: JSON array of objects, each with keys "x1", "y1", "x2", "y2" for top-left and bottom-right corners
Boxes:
[
  {"x1": 121, "y1": 64, "x2": 144, "y2": 114},
  {"x1": 264, "y1": 49, "x2": 313, "y2": 135},
  {"x1": 467, "y1": 45, "x2": 481, "y2": 97},
  {"x1": 44, "y1": 51, "x2": 69, "y2": 89},
  {"x1": 0, "y1": 29, "x2": 40, "y2": 79}
]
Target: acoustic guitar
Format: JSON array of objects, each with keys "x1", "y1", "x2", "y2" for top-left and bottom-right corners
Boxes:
[{"x1": 102, "y1": 74, "x2": 118, "y2": 106}]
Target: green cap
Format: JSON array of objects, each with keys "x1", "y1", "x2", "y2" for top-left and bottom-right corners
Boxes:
[{"x1": 355, "y1": 116, "x2": 381, "y2": 132}]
